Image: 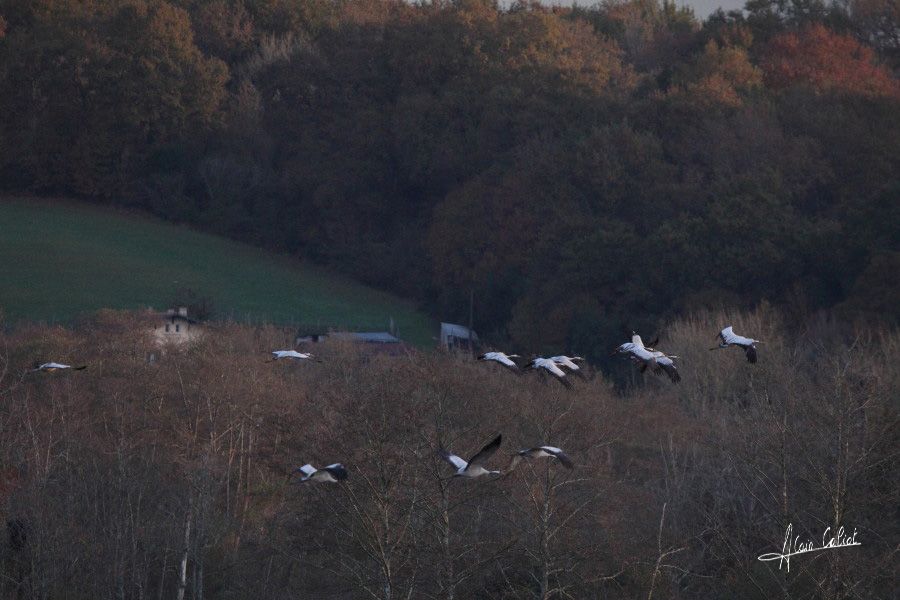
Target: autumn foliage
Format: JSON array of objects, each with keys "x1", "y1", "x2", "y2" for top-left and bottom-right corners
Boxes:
[
  {"x1": 761, "y1": 24, "x2": 900, "y2": 98},
  {"x1": 0, "y1": 0, "x2": 897, "y2": 356}
]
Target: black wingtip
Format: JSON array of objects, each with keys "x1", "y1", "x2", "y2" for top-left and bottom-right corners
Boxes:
[
  {"x1": 746, "y1": 346, "x2": 758, "y2": 363},
  {"x1": 558, "y1": 454, "x2": 575, "y2": 469},
  {"x1": 482, "y1": 434, "x2": 503, "y2": 454}
]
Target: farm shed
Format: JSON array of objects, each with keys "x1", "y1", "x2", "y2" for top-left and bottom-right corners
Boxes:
[{"x1": 440, "y1": 322, "x2": 478, "y2": 351}]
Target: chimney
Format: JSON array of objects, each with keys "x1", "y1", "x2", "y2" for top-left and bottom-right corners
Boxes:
[{"x1": 178, "y1": 307, "x2": 188, "y2": 317}]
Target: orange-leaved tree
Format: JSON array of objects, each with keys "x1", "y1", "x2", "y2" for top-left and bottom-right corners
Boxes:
[{"x1": 760, "y1": 24, "x2": 900, "y2": 98}]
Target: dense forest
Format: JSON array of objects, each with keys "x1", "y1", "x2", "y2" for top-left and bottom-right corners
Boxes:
[
  {"x1": 1, "y1": 2, "x2": 897, "y2": 598},
  {"x1": 0, "y1": 0, "x2": 898, "y2": 352},
  {"x1": 0, "y1": 308, "x2": 896, "y2": 598}
]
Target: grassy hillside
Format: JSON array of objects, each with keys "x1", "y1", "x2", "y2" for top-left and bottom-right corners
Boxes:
[{"x1": 0, "y1": 198, "x2": 436, "y2": 346}]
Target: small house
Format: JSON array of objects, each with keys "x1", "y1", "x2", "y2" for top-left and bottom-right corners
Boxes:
[{"x1": 154, "y1": 307, "x2": 203, "y2": 346}]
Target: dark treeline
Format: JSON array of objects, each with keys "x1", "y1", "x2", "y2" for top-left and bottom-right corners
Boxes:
[
  {"x1": 0, "y1": 0, "x2": 898, "y2": 354},
  {"x1": 0, "y1": 308, "x2": 897, "y2": 598}
]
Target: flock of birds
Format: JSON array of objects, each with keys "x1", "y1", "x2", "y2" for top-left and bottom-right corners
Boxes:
[
  {"x1": 24, "y1": 325, "x2": 761, "y2": 484},
  {"x1": 477, "y1": 325, "x2": 761, "y2": 387}
]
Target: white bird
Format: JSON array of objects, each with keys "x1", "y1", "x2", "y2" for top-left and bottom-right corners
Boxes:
[
  {"x1": 294, "y1": 463, "x2": 348, "y2": 483},
  {"x1": 28, "y1": 362, "x2": 87, "y2": 374},
  {"x1": 268, "y1": 350, "x2": 317, "y2": 362},
  {"x1": 438, "y1": 434, "x2": 503, "y2": 478},
  {"x1": 524, "y1": 357, "x2": 572, "y2": 387},
  {"x1": 508, "y1": 445, "x2": 574, "y2": 471},
  {"x1": 549, "y1": 355, "x2": 585, "y2": 374},
  {"x1": 613, "y1": 334, "x2": 681, "y2": 383},
  {"x1": 477, "y1": 352, "x2": 522, "y2": 371},
  {"x1": 711, "y1": 326, "x2": 760, "y2": 363}
]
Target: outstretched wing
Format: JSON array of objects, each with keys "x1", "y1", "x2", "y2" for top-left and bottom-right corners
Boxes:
[
  {"x1": 655, "y1": 357, "x2": 681, "y2": 383},
  {"x1": 323, "y1": 463, "x2": 349, "y2": 481},
  {"x1": 551, "y1": 356, "x2": 580, "y2": 371},
  {"x1": 541, "y1": 446, "x2": 575, "y2": 469},
  {"x1": 495, "y1": 354, "x2": 518, "y2": 368},
  {"x1": 540, "y1": 360, "x2": 567, "y2": 378},
  {"x1": 467, "y1": 434, "x2": 502, "y2": 468},
  {"x1": 745, "y1": 345, "x2": 758, "y2": 364},
  {"x1": 482, "y1": 352, "x2": 520, "y2": 371},
  {"x1": 295, "y1": 464, "x2": 317, "y2": 477},
  {"x1": 719, "y1": 326, "x2": 734, "y2": 344},
  {"x1": 438, "y1": 449, "x2": 467, "y2": 471},
  {"x1": 534, "y1": 360, "x2": 572, "y2": 388}
]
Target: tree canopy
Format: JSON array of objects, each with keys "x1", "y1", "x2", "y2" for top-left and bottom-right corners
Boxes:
[{"x1": 0, "y1": 0, "x2": 897, "y2": 355}]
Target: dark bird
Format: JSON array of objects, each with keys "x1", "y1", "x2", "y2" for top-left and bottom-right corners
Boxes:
[{"x1": 508, "y1": 445, "x2": 574, "y2": 471}]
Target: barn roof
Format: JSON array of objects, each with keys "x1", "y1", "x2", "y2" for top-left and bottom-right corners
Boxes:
[
  {"x1": 331, "y1": 331, "x2": 400, "y2": 344},
  {"x1": 440, "y1": 322, "x2": 478, "y2": 342}
]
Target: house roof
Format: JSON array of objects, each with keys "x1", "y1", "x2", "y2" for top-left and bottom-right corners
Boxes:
[
  {"x1": 330, "y1": 331, "x2": 400, "y2": 344},
  {"x1": 440, "y1": 322, "x2": 478, "y2": 342},
  {"x1": 160, "y1": 313, "x2": 200, "y2": 325}
]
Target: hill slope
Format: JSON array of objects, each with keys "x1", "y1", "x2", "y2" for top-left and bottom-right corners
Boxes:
[{"x1": 0, "y1": 198, "x2": 436, "y2": 346}]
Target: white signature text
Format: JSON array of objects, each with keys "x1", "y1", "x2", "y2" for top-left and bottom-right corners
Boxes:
[{"x1": 757, "y1": 523, "x2": 860, "y2": 572}]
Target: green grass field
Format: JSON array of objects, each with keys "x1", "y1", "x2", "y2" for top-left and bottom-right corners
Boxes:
[{"x1": 0, "y1": 198, "x2": 436, "y2": 346}]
